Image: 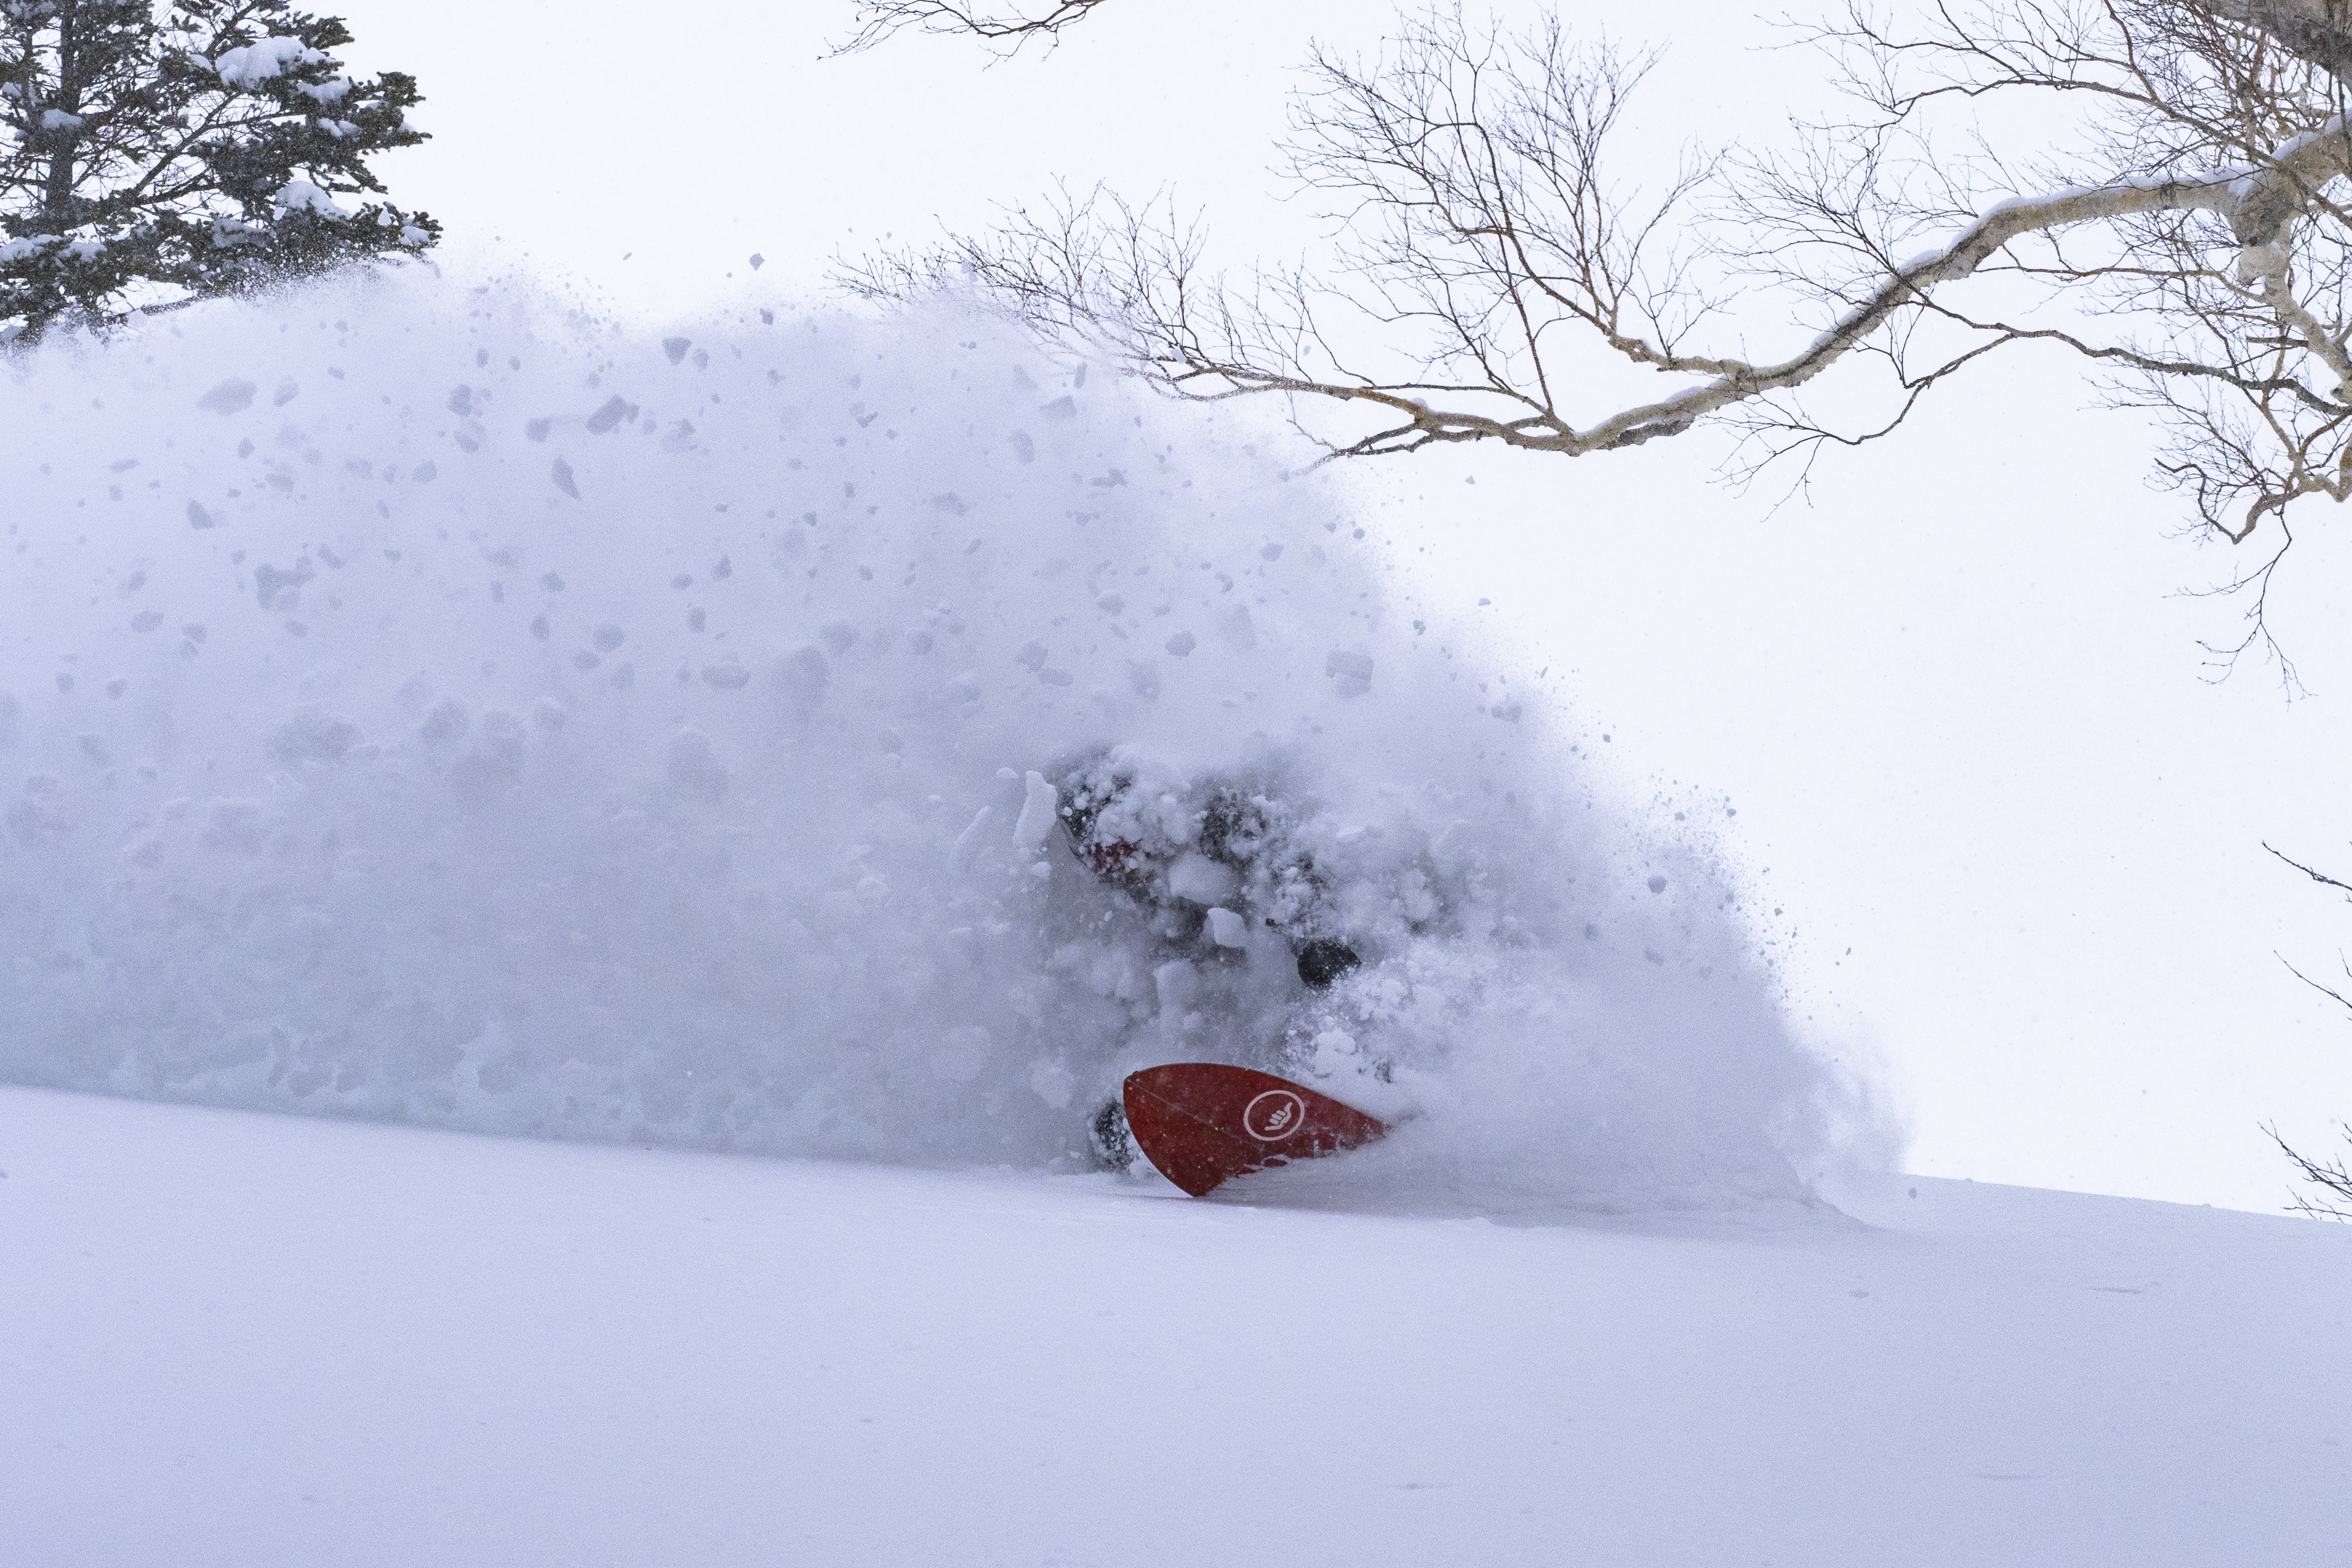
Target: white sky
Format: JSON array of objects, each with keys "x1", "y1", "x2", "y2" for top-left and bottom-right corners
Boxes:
[{"x1": 339, "y1": 0, "x2": 2352, "y2": 1214}]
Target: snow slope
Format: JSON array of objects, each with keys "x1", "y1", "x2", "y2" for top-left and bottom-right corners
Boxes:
[{"x1": 4, "y1": 1084, "x2": 2345, "y2": 1568}]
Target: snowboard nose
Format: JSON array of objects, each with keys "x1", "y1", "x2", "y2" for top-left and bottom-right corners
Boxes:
[{"x1": 1121, "y1": 1063, "x2": 1388, "y2": 1197}]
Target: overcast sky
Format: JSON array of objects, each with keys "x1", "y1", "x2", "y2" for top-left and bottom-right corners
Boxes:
[{"x1": 336, "y1": 0, "x2": 2352, "y2": 1214}]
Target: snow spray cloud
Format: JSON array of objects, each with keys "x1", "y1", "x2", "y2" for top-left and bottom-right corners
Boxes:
[{"x1": 0, "y1": 275, "x2": 1859, "y2": 1211}]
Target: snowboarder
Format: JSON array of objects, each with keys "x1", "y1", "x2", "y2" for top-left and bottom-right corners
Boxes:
[{"x1": 1036, "y1": 750, "x2": 1369, "y2": 1168}]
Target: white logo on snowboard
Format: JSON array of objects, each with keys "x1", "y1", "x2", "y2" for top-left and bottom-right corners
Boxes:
[{"x1": 1242, "y1": 1088, "x2": 1308, "y2": 1143}]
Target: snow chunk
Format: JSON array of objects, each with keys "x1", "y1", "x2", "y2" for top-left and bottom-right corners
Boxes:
[
  {"x1": 1167, "y1": 853, "x2": 1237, "y2": 906},
  {"x1": 665, "y1": 728, "x2": 728, "y2": 803},
  {"x1": 197, "y1": 378, "x2": 257, "y2": 414},
  {"x1": 1325, "y1": 651, "x2": 1374, "y2": 697},
  {"x1": 780, "y1": 646, "x2": 829, "y2": 708},
  {"x1": 267, "y1": 708, "x2": 361, "y2": 764},
  {"x1": 1153, "y1": 960, "x2": 1200, "y2": 1013},
  {"x1": 1011, "y1": 770, "x2": 1058, "y2": 851},
  {"x1": 1027, "y1": 1055, "x2": 1075, "y2": 1108},
  {"x1": 950, "y1": 807, "x2": 994, "y2": 867}
]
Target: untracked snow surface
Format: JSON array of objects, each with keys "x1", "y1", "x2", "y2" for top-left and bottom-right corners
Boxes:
[
  {"x1": 1, "y1": 275, "x2": 1862, "y2": 1210},
  {"x1": 3, "y1": 1085, "x2": 2346, "y2": 1567}
]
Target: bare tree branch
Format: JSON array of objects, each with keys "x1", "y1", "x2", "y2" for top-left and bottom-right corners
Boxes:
[
  {"x1": 2278, "y1": 950, "x2": 2352, "y2": 1011},
  {"x1": 829, "y1": 0, "x2": 1112, "y2": 56},
  {"x1": 2266, "y1": 838, "x2": 2352, "y2": 896},
  {"x1": 846, "y1": 0, "x2": 2352, "y2": 654},
  {"x1": 2266, "y1": 1119, "x2": 2352, "y2": 1217},
  {"x1": 2268, "y1": 841, "x2": 2352, "y2": 1217}
]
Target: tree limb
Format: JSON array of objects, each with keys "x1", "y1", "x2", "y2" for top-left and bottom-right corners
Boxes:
[
  {"x1": 2266, "y1": 839, "x2": 2352, "y2": 897},
  {"x1": 842, "y1": 0, "x2": 2352, "y2": 632},
  {"x1": 829, "y1": 0, "x2": 1112, "y2": 56},
  {"x1": 2265, "y1": 1119, "x2": 2352, "y2": 1217}
]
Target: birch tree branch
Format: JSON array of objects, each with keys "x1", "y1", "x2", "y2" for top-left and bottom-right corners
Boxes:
[{"x1": 842, "y1": 0, "x2": 2352, "y2": 636}]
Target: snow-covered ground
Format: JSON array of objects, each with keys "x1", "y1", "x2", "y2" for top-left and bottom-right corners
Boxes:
[{"x1": 4, "y1": 1082, "x2": 2345, "y2": 1567}]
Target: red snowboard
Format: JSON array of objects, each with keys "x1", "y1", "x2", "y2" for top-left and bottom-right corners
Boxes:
[{"x1": 1122, "y1": 1063, "x2": 1388, "y2": 1197}]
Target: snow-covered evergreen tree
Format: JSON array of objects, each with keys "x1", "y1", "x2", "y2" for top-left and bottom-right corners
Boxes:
[{"x1": 0, "y1": 0, "x2": 436, "y2": 344}]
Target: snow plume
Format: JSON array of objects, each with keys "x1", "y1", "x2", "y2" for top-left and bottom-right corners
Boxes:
[{"x1": 0, "y1": 276, "x2": 1870, "y2": 1213}]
